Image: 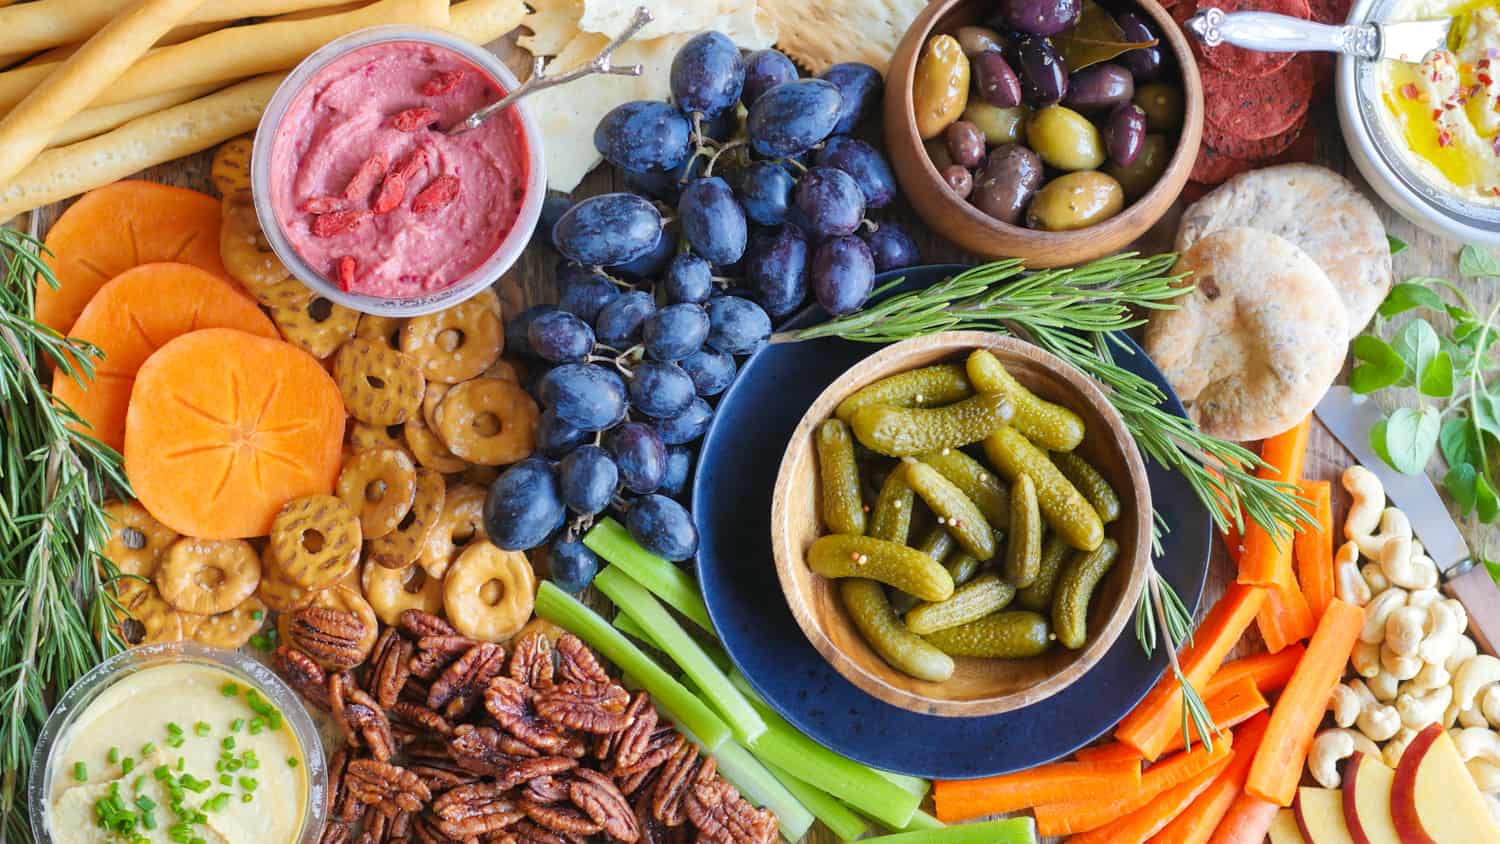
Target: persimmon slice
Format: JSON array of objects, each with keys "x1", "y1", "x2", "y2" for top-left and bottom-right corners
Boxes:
[
  {"x1": 52, "y1": 262, "x2": 277, "y2": 452},
  {"x1": 36, "y1": 181, "x2": 232, "y2": 335},
  {"x1": 125, "y1": 328, "x2": 346, "y2": 539}
]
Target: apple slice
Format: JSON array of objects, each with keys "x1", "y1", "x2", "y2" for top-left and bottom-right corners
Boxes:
[
  {"x1": 1391, "y1": 723, "x2": 1500, "y2": 843},
  {"x1": 1342, "y1": 752, "x2": 1402, "y2": 844},
  {"x1": 1271, "y1": 808, "x2": 1309, "y2": 844},
  {"x1": 1296, "y1": 787, "x2": 1356, "y2": 843}
]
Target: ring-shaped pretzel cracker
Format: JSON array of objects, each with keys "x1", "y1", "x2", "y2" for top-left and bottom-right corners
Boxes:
[
  {"x1": 367, "y1": 468, "x2": 446, "y2": 569},
  {"x1": 112, "y1": 579, "x2": 185, "y2": 645},
  {"x1": 483, "y1": 357, "x2": 524, "y2": 384},
  {"x1": 189, "y1": 595, "x2": 268, "y2": 649},
  {"x1": 271, "y1": 494, "x2": 363, "y2": 589},
  {"x1": 255, "y1": 544, "x2": 314, "y2": 613},
  {"x1": 211, "y1": 137, "x2": 253, "y2": 201},
  {"x1": 337, "y1": 447, "x2": 418, "y2": 540},
  {"x1": 422, "y1": 381, "x2": 449, "y2": 432},
  {"x1": 220, "y1": 198, "x2": 312, "y2": 308},
  {"x1": 335, "y1": 337, "x2": 425, "y2": 426},
  {"x1": 421, "y1": 483, "x2": 486, "y2": 579},
  {"x1": 434, "y1": 378, "x2": 540, "y2": 466},
  {"x1": 156, "y1": 537, "x2": 261, "y2": 616},
  {"x1": 362, "y1": 560, "x2": 445, "y2": 626},
  {"x1": 356, "y1": 314, "x2": 406, "y2": 352},
  {"x1": 401, "y1": 297, "x2": 503, "y2": 384},
  {"x1": 102, "y1": 500, "x2": 178, "y2": 578},
  {"x1": 443, "y1": 541, "x2": 536, "y2": 643},
  {"x1": 405, "y1": 415, "x2": 467, "y2": 473},
  {"x1": 280, "y1": 584, "x2": 379, "y2": 665},
  {"x1": 271, "y1": 295, "x2": 359, "y2": 359},
  {"x1": 349, "y1": 421, "x2": 406, "y2": 453}
]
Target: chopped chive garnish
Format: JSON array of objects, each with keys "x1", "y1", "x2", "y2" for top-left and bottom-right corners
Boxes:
[
  {"x1": 226, "y1": 759, "x2": 243, "y2": 772},
  {"x1": 166, "y1": 722, "x2": 183, "y2": 736},
  {"x1": 153, "y1": 765, "x2": 171, "y2": 781},
  {"x1": 221, "y1": 737, "x2": 235, "y2": 751},
  {"x1": 250, "y1": 610, "x2": 264, "y2": 621},
  {"x1": 193, "y1": 722, "x2": 209, "y2": 737},
  {"x1": 121, "y1": 757, "x2": 135, "y2": 775},
  {"x1": 243, "y1": 757, "x2": 259, "y2": 770},
  {"x1": 141, "y1": 742, "x2": 156, "y2": 756},
  {"x1": 238, "y1": 777, "x2": 257, "y2": 792},
  {"x1": 230, "y1": 718, "x2": 244, "y2": 733},
  {"x1": 107, "y1": 747, "x2": 120, "y2": 764},
  {"x1": 135, "y1": 796, "x2": 156, "y2": 811},
  {"x1": 73, "y1": 762, "x2": 88, "y2": 781},
  {"x1": 166, "y1": 736, "x2": 184, "y2": 748},
  {"x1": 219, "y1": 774, "x2": 232, "y2": 786},
  {"x1": 286, "y1": 757, "x2": 298, "y2": 768},
  {"x1": 240, "y1": 793, "x2": 252, "y2": 804},
  {"x1": 220, "y1": 682, "x2": 238, "y2": 697}
]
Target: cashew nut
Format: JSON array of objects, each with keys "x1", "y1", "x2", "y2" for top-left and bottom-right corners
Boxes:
[
  {"x1": 1353, "y1": 640, "x2": 1383, "y2": 678},
  {"x1": 1362, "y1": 589, "x2": 1409, "y2": 644},
  {"x1": 1397, "y1": 684, "x2": 1453, "y2": 729},
  {"x1": 1445, "y1": 597, "x2": 1470, "y2": 632},
  {"x1": 1384, "y1": 727, "x2": 1420, "y2": 768},
  {"x1": 1330, "y1": 683, "x2": 1363, "y2": 728},
  {"x1": 1380, "y1": 531, "x2": 1439, "y2": 590},
  {"x1": 1408, "y1": 661, "x2": 1452, "y2": 692},
  {"x1": 1447, "y1": 635, "x2": 1478, "y2": 674},
  {"x1": 1356, "y1": 507, "x2": 1411, "y2": 561},
  {"x1": 1369, "y1": 669, "x2": 1401, "y2": 702},
  {"x1": 1385, "y1": 606, "x2": 1426, "y2": 657},
  {"x1": 1445, "y1": 698, "x2": 1463, "y2": 729},
  {"x1": 1419, "y1": 601, "x2": 1463, "y2": 666},
  {"x1": 1350, "y1": 679, "x2": 1404, "y2": 741},
  {"x1": 1362, "y1": 562, "x2": 1392, "y2": 595},
  {"x1": 1461, "y1": 705, "x2": 1491, "y2": 729},
  {"x1": 1454, "y1": 727, "x2": 1500, "y2": 765},
  {"x1": 1468, "y1": 759, "x2": 1500, "y2": 793},
  {"x1": 1382, "y1": 642, "x2": 1424, "y2": 680},
  {"x1": 1343, "y1": 466, "x2": 1386, "y2": 556},
  {"x1": 1484, "y1": 685, "x2": 1500, "y2": 728},
  {"x1": 1455, "y1": 655, "x2": 1500, "y2": 711},
  {"x1": 1309, "y1": 729, "x2": 1382, "y2": 789},
  {"x1": 1407, "y1": 588, "x2": 1442, "y2": 609}
]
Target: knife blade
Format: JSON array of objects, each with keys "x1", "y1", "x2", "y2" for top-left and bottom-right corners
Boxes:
[{"x1": 1315, "y1": 386, "x2": 1500, "y2": 654}]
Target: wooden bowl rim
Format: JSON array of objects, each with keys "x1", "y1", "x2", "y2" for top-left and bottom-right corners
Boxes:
[
  {"x1": 885, "y1": 0, "x2": 1204, "y2": 245},
  {"x1": 770, "y1": 331, "x2": 1153, "y2": 718}
]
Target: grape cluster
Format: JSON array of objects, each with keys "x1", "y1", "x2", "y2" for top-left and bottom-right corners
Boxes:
[{"x1": 484, "y1": 33, "x2": 920, "y2": 592}]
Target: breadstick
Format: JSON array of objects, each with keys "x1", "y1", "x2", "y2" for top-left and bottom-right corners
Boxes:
[
  {"x1": 0, "y1": 0, "x2": 208, "y2": 187},
  {"x1": 48, "y1": 82, "x2": 225, "y2": 148},
  {"x1": 0, "y1": 0, "x2": 354, "y2": 55},
  {"x1": 0, "y1": 75, "x2": 283, "y2": 224},
  {"x1": 450, "y1": 0, "x2": 528, "y2": 45},
  {"x1": 0, "y1": 0, "x2": 446, "y2": 113}
]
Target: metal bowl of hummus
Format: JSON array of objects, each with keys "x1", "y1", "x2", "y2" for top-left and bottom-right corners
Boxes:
[
  {"x1": 1339, "y1": 0, "x2": 1500, "y2": 245},
  {"x1": 28, "y1": 643, "x2": 327, "y2": 844}
]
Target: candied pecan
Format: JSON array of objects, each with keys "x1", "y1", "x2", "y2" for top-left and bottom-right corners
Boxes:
[
  {"x1": 523, "y1": 775, "x2": 569, "y2": 805},
  {"x1": 507, "y1": 633, "x2": 554, "y2": 688},
  {"x1": 508, "y1": 818, "x2": 584, "y2": 844},
  {"x1": 450, "y1": 724, "x2": 536, "y2": 776},
  {"x1": 411, "y1": 811, "x2": 464, "y2": 844},
  {"x1": 390, "y1": 721, "x2": 424, "y2": 750},
  {"x1": 345, "y1": 759, "x2": 432, "y2": 816},
  {"x1": 328, "y1": 748, "x2": 367, "y2": 824},
  {"x1": 651, "y1": 738, "x2": 703, "y2": 827},
  {"x1": 331, "y1": 674, "x2": 396, "y2": 761},
  {"x1": 420, "y1": 635, "x2": 479, "y2": 656},
  {"x1": 409, "y1": 648, "x2": 454, "y2": 681},
  {"x1": 404, "y1": 737, "x2": 455, "y2": 765},
  {"x1": 369, "y1": 628, "x2": 415, "y2": 709},
  {"x1": 686, "y1": 776, "x2": 777, "y2": 844},
  {"x1": 272, "y1": 644, "x2": 332, "y2": 710},
  {"x1": 520, "y1": 799, "x2": 602, "y2": 837},
  {"x1": 485, "y1": 677, "x2": 581, "y2": 755},
  {"x1": 534, "y1": 682, "x2": 630, "y2": 734},
  {"x1": 361, "y1": 809, "x2": 412, "y2": 844},
  {"x1": 400, "y1": 609, "x2": 459, "y2": 638},
  {"x1": 555, "y1": 635, "x2": 610, "y2": 685},
  {"x1": 429, "y1": 642, "x2": 506, "y2": 718},
  {"x1": 319, "y1": 822, "x2": 353, "y2": 844},
  {"x1": 409, "y1": 757, "x2": 481, "y2": 792},
  {"x1": 617, "y1": 764, "x2": 660, "y2": 800},
  {"x1": 495, "y1": 756, "x2": 577, "y2": 791},
  {"x1": 614, "y1": 729, "x2": 682, "y2": 779},
  {"x1": 570, "y1": 768, "x2": 640, "y2": 842},
  {"x1": 286, "y1": 606, "x2": 368, "y2": 671},
  {"x1": 432, "y1": 782, "x2": 526, "y2": 839},
  {"x1": 597, "y1": 692, "x2": 657, "y2": 769},
  {"x1": 403, "y1": 675, "x2": 433, "y2": 702},
  {"x1": 391, "y1": 701, "x2": 455, "y2": 736}
]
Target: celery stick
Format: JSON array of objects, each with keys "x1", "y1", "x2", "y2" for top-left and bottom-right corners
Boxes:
[
  {"x1": 612, "y1": 609, "x2": 652, "y2": 642},
  {"x1": 584, "y1": 519, "x2": 714, "y2": 633},
  {"x1": 594, "y1": 567, "x2": 765, "y2": 743},
  {"x1": 859, "y1": 818, "x2": 1035, "y2": 843},
  {"x1": 534, "y1": 583, "x2": 730, "y2": 750},
  {"x1": 878, "y1": 768, "x2": 933, "y2": 799},
  {"x1": 711, "y1": 740, "x2": 815, "y2": 842},
  {"x1": 763, "y1": 760, "x2": 869, "y2": 841},
  {"x1": 901, "y1": 809, "x2": 946, "y2": 831}
]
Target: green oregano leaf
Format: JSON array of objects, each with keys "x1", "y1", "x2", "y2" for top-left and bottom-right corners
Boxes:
[
  {"x1": 1381, "y1": 406, "x2": 1440, "y2": 475},
  {"x1": 1350, "y1": 335, "x2": 1406, "y2": 393}
]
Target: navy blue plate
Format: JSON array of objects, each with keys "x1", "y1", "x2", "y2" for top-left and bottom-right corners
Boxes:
[{"x1": 692, "y1": 265, "x2": 1213, "y2": 780}]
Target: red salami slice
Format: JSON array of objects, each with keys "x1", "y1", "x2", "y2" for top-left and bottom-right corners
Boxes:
[
  {"x1": 1203, "y1": 53, "x2": 1315, "y2": 141},
  {"x1": 1194, "y1": 0, "x2": 1311, "y2": 79}
]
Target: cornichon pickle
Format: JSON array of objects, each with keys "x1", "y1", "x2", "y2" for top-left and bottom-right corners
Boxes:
[
  {"x1": 891, "y1": 529, "x2": 959, "y2": 614},
  {"x1": 1052, "y1": 451, "x2": 1122, "y2": 523},
  {"x1": 808, "y1": 534, "x2": 954, "y2": 602},
  {"x1": 850, "y1": 392, "x2": 1014, "y2": 457},
  {"x1": 919, "y1": 447, "x2": 1010, "y2": 525},
  {"x1": 983, "y1": 425, "x2": 1104, "y2": 551},
  {"x1": 835, "y1": 364, "x2": 972, "y2": 422},
  {"x1": 966, "y1": 349, "x2": 1086, "y2": 451},
  {"x1": 816, "y1": 419, "x2": 865, "y2": 535},
  {"x1": 869, "y1": 469, "x2": 915, "y2": 543},
  {"x1": 1017, "y1": 534, "x2": 1072, "y2": 612},
  {"x1": 1052, "y1": 538, "x2": 1120, "y2": 649},
  {"x1": 923, "y1": 610, "x2": 1053, "y2": 658},
  {"x1": 841, "y1": 579, "x2": 955, "y2": 682},
  {"x1": 945, "y1": 549, "x2": 982, "y2": 587},
  {"x1": 902, "y1": 459, "x2": 995, "y2": 560},
  {"x1": 905, "y1": 574, "x2": 1017, "y2": 635},
  {"x1": 1005, "y1": 473, "x2": 1042, "y2": 587}
]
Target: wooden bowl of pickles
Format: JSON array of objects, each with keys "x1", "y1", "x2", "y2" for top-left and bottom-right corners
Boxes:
[{"x1": 771, "y1": 331, "x2": 1152, "y2": 717}]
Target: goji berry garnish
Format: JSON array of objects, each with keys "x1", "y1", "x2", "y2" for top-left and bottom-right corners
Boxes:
[
  {"x1": 391, "y1": 107, "x2": 441, "y2": 132},
  {"x1": 302, "y1": 196, "x2": 350, "y2": 214},
  {"x1": 344, "y1": 153, "x2": 389, "y2": 201},
  {"x1": 411, "y1": 176, "x2": 460, "y2": 214},
  {"x1": 373, "y1": 171, "x2": 408, "y2": 214},
  {"x1": 311, "y1": 210, "x2": 370, "y2": 238},
  {"x1": 420, "y1": 70, "x2": 465, "y2": 96},
  {"x1": 336, "y1": 256, "x2": 358, "y2": 290},
  {"x1": 393, "y1": 148, "x2": 429, "y2": 182}
]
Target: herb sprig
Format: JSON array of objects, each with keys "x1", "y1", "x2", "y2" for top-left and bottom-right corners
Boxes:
[{"x1": 0, "y1": 228, "x2": 130, "y2": 843}]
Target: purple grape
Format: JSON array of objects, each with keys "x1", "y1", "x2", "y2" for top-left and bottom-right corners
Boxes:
[
  {"x1": 670, "y1": 32, "x2": 745, "y2": 116},
  {"x1": 793, "y1": 167, "x2": 865, "y2": 240},
  {"x1": 556, "y1": 265, "x2": 619, "y2": 323},
  {"x1": 680, "y1": 346, "x2": 736, "y2": 396},
  {"x1": 553, "y1": 193, "x2": 663, "y2": 266},
  {"x1": 818, "y1": 62, "x2": 882, "y2": 135},
  {"x1": 610, "y1": 222, "x2": 677, "y2": 279},
  {"x1": 745, "y1": 224, "x2": 808, "y2": 319},
  {"x1": 679, "y1": 177, "x2": 748, "y2": 266},
  {"x1": 528, "y1": 310, "x2": 594, "y2": 363},
  {"x1": 705, "y1": 295, "x2": 771, "y2": 354},
  {"x1": 746, "y1": 79, "x2": 842, "y2": 158},
  {"x1": 742, "y1": 49, "x2": 798, "y2": 107},
  {"x1": 815, "y1": 136, "x2": 896, "y2": 208},
  {"x1": 483, "y1": 459, "x2": 564, "y2": 550},
  {"x1": 628, "y1": 361, "x2": 695, "y2": 419},
  {"x1": 643, "y1": 303, "x2": 710, "y2": 362},
  {"x1": 593, "y1": 100, "x2": 693, "y2": 172},
  {"x1": 626, "y1": 494, "x2": 699, "y2": 560},
  {"x1": 607, "y1": 422, "x2": 667, "y2": 493},
  {"x1": 539, "y1": 364, "x2": 627, "y2": 432},
  {"x1": 505, "y1": 304, "x2": 557, "y2": 359},
  {"x1": 654, "y1": 397, "x2": 712, "y2": 445},
  {"x1": 538, "y1": 408, "x2": 588, "y2": 458},
  {"x1": 664, "y1": 253, "x2": 714, "y2": 304},
  {"x1": 738, "y1": 160, "x2": 796, "y2": 226},
  {"x1": 558, "y1": 444, "x2": 618, "y2": 515},
  {"x1": 595, "y1": 290, "x2": 656, "y2": 348},
  {"x1": 811, "y1": 235, "x2": 875, "y2": 316},
  {"x1": 659, "y1": 446, "x2": 693, "y2": 498},
  {"x1": 863, "y1": 222, "x2": 920, "y2": 272},
  {"x1": 549, "y1": 537, "x2": 599, "y2": 592}
]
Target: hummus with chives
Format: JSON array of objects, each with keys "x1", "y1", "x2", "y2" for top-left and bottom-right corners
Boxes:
[
  {"x1": 1380, "y1": 0, "x2": 1500, "y2": 204},
  {"x1": 46, "y1": 663, "x2": 308, "y2": 844}
]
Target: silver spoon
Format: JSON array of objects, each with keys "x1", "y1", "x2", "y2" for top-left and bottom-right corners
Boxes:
[
  {"x1": 447, "y1": 6, "x2": 655, "y2": 135},
  {"x1": 1186, "y1": 8, "x2": 1452, "y2": 64}
]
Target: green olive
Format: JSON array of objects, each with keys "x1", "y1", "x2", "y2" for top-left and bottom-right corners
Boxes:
[
  {"x1": 914, "y1": 35, "x2": 970, "y2": 140},
  {"x1": 1025, "y1": 172, "x2": 1126, "y2": 232},
  {"x1": 1133, "y1": 83, "x2": 1184, "y2": 133},
  {"x1": 925, "y1": 138, "x2": 956, "y2": 172},
  {"x1": 961, "y1": 101, "x2": 1028, "y2": 145},
  {"x1": 1105, "y1": 133, "x2": 1170, "y2": 202},
  {"x1": 1025, "y1": 105, "x2": 1105, "y2": 171}
]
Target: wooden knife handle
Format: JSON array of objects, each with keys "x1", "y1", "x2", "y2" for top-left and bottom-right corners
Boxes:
[{"x1": 1446, "y1": 566, "x2": 1500, "y2": 656}]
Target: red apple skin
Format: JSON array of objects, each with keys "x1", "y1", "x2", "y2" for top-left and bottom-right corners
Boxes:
[
  {"x1": 1342, "y1": 752, "x2": 1402, "y2": 844},
  {"x1": 1297, "y1": 792, "x2": 1315, "y2": 843},
  {"x1": 1391, "y1": 724, "x2": 1442, "y2": 844}
]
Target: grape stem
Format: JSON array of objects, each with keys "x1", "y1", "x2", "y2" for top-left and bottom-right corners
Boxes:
[{"x1": 703, "y1": 139, "x2": 746, "y2": 178}]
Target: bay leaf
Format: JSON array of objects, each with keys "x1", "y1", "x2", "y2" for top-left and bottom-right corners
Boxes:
[{"x1": 1053, "y1": 0, "x2": 1158, "y2": 73}]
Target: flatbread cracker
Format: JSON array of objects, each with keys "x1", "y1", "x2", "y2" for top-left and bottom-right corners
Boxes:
[
  {"x1": 1145, "y1": 227, "x2": 1347, "y2": 442},
  {"x1": 1176, "y1": 163, "x2": 1391, "y2": 338},
  {"x1": 519, "y1": 0, "x2": 583, "y2": 55},
  {"x1": 760, "y1": 0, "x2": 926, "y2": 73},
  {"x1": 578, "y1": 0, "x2": 774, "y2": 47}
]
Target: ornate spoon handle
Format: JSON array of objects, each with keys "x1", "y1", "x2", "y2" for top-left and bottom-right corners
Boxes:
[{"x1": 1186, "y1": 8, "x2": 1380, "y2": 58}]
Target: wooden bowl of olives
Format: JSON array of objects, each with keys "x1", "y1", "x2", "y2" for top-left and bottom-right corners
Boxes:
[
  {"x1": 770, "y1": 332, "x2": 1152, "y2": 717},
  {"x1": 883, "y1": 0, "x2": 1203, "y2": 266}
]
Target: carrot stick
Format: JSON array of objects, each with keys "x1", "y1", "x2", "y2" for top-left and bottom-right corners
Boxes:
[
  {"x1": 1236, "y1": 416, "x2": 1311, "y2": 586},
  {"x1": 1158, "y1": 675, "x2": 1266, "y2": 756},
  {"x1": 1074, "y1": 742, "x2": 1144, "y2": 765},
  {"x1": 1206, "y1": 792, "x2": 1280, "y2": 844},
  {"x1": 931, "y1": 757, "x2": 1140, "y2": 822},
  {"x1": 1259, "y1": 415, "x2": 1312, "y2": 486},
  {"x1": 1033, "y1": 737, "x2": 1234, "y2": 836},
  {"x1": 1293, "y1": 480, "x2": 1335, "y2": 620},
  {"x1": 1204, "y1": 646, "x2": 1305, "y2": 700},
  {"x1": 1255, "y1": 572, "x2": 1317, "y2": 653},
  {"x1": 1068, "y1": 752, "x2": 1234, "y2": 844},
  {"x1": 1115, "y1": 584, "x2": 1267, "y2": 760},
  {"x1": 1152, "y1": 712, "x2": 1272, "y2": 844},
  {"x1": 1246, "y1": 599, "x2": 1366, "y2": 806}
]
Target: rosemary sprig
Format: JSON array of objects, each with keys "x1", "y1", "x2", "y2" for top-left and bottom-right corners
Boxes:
[{"x1": 0, "y1": 228, "x2": 129, "y2": 843}]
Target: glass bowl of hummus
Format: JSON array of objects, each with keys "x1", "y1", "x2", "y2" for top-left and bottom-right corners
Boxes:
[
  {"x1": 252, "y1": 26, "x2": 546, "y2": 317},
  {"x1": 1339, "y1": 0, "x2": 1500, "y2": 245},
  {"x1": 28, "y1": 643, "x2": 327, "y2": 844}
]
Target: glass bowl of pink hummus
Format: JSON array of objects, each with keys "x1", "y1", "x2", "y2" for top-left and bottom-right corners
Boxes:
[{"x1": 253, "y1": 26, "x2": 545, "y2": 316}]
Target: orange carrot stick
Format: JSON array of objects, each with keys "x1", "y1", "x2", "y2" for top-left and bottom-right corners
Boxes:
[
  {"x1": 1033, "y1": 738, "x2": 1235, "y2": 836},
  {"x1": 1068, "y1": 753, "x2": 1234, "y2": 844},
  {"x1": 1255, "y1": 572, "x2": 1317, "y2": 653},
  {"x1": 1293, "y1": 480, "x2": 1335, "y2": 620},
  {"x1": 1158, "y1": 675, "x2": 1267, "y2": 756},
  {"x1": 1246, "y1": 599, "x2": 1367, "y2": 806},
  {"x1": 931, "y1": 757, "x2": 1140, "y2": 822},
  {"x1": 1152, "y1": 712, "x2": 1272, "y2": 844},
  {"x1": 1115, "y1": 584, "x2": 1267, "y2": 760},
  {"x1": 1074, "y1": 742, "x2": 1144, "y2": 765},
  {"x1": 1204, "y1": 646, "x2": 1305, "y2": 700},
  {"x1": 1236, "y1": 416, "x2": 1311, "y2": 586},
  {"x1": 1206, "y1": 791, "x2": 1280, "y2": 844}
]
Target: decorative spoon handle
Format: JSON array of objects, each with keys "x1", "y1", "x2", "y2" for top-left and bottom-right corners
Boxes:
[{"x1": 1186, "y1": 8, "x2": 1380, "y2": 58}]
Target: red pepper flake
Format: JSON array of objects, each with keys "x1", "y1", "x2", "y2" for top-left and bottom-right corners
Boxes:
[
  {"x1": 1438, "y1": 130, "x2": 1454, "y2": 148},
  {"x1": 1401, "y1": 83, "x2": 1420, "y2": 100},
  {"x1": 343, "y1": 152, "x2": 388, "y2": 201},
  {"x1": 335, "y1": 256, "x2": 357, "y2": 291},
  {"x1": 372, "y1": 170, "x2": 407, "y2": 214},
  {"x1": 301, "y1": 196, "x2": 349, "y2": 214},
  {"x1": 411, "y1": 175, "x2": 460, "y2": 214},
  {"x1": 390, "y1": 107, "x2": 440, "y2": 132},
  {"x1": 420, "y1": 70, "x2": 465, "y2": 96},
  {"x1": 1432, "y1": 108, "x2": 1444, "y2": 121},
  {"x1": 1480, "y1": 74, "x2": 1494, "y2": 87},
  {"x1": 1493, "y1": 135, "x2": 1500, "y2": 157},
  {"x1": 311, "y1": 209, "x2": 370, "y2": 238}
]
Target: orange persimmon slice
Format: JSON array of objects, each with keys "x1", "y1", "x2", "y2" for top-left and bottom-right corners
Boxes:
[
  {"x1": 36, "y1": 181, "x2": 232, "y2": 335},
  {"x1": 125, "y1": 328, "x2": 345, "y2": 539},
  {"x1": 52, "y1": 262, "x2": 277, "y2": 452}
]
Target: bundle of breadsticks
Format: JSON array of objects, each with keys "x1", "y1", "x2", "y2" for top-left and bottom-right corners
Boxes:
[{"x1": 0, "y1": 0, "x2": 528, "y2": 222}]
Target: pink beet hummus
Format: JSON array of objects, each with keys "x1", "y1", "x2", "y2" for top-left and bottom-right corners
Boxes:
[{"x1": 268, "y1": 41, "x2": 529, "y2": 298}]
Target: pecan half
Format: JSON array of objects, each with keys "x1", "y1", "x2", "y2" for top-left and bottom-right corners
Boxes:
[
  {"x1": 360, "y1": 809, "x2": 412, "y2": 844},
  {"x1": 345, "y1": 759, "x2": 432, "y2": 816},
  {"x1": 400, "y1": 608, "x2": 459, "y2": 638},
  {"x1": 650, "y1": 738, "x2": 703, "y2": 827},
  {"x1": 429, "y1": 642, "x2": 505, "y2": 718},
  {"x1": 450, "y1": 724, "x2": 537, "y2": 776},
  {"x1": 686, "y1": 775, "x2": 777, "y2": 844},
  {"x1": 369, "y1": 627, "x2": 414, "y2": 709},
  {"x1": 495, "y1": 756, "x2": 577, "y2": 791},
  {"x1": 509, "y1": 818, "x2": 586, "y2": 844},
  {"x1": 614, "y1": 728, "x2": 683, "y2": 780},
  {"x1": 523, "y1": 775, "x2": 570, "y2": 805},
  {"x1": 570, "y1": 768, "x2": 639, "y2": 842},
  {"x1": 409, "y1": 757, "x2": 481, "y2": 792},
  {"x1": 272, "y1": 645, "x2": 332, "y2": 710},
  {"x1": 319, "y1": 822, "x2": 353, "y2": 844},
  {"x1": 411, "y1": 811, "x2": 464, "y2": 844},
  {"x1": 286, "y1": 606, "x2": 368, "y2": 671},
  {"x1": 520, "y1": 799, "x2": 603, "y2": 837},
  {"x1": 484, "y1": 677, "x2": 582, "y2": 755},
  {"x1": 331, "y1": 674, "x2": 396, "y2": 761},
  {"x1": 328, "y1": 748, "x2": 367, "y2": 824},
  {"x1": 555, "y1": 634, "x2": 610, "y2": 685},
  {"x1": 507, "y1": 633, "x2": 554, "y2": 687},
  {"x1": 596, "y1": 692, "x2": 657, "y2": 770},
  {"x1": 391, "y1": 701, "x2": 454, "y2": 736},
  {"x1": 432, "y1": 782, "x2": 526, "y2": 839},
  {"x1": 409, "y1": 648, "x2": 455, "y2": 681},
  {"x1": 534, "y1": 682, "x2": 631, "y2": 734}
]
